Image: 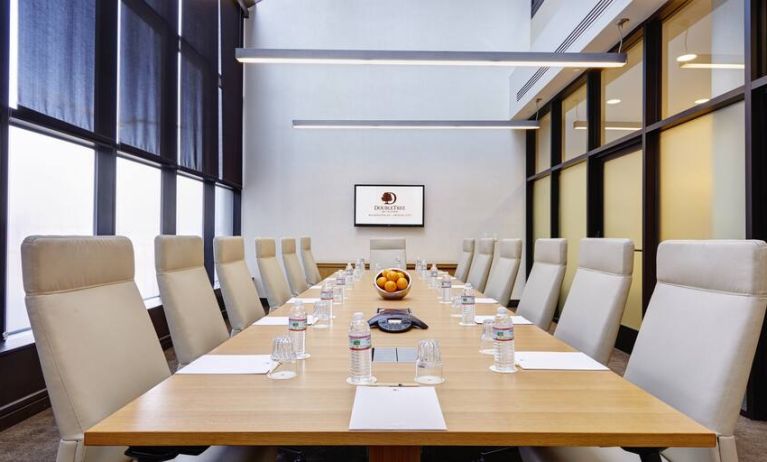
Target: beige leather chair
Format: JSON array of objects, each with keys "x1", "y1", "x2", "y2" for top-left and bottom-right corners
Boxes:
[
  {"x1": 521, "y1": 240, "x2": 767, "y2": 462},
  {"x1": 483, "y1": 239, "x2": 522, "y2": 307},
  {"x1": 515, "y1": 239, "x2": 567, "y2": 330},
  {"x1": 553, "y1": 238, "x2": 633, "y2": 365},
  {"x1": 22, "y1": 236, "x2": 276, "y2": 462},
  {"x1": 466, "y1": 238, "x2": 495, "y2": 292},
  {"x1": 255, "y1": 238, "x2": 292, "y2": 308},
  {"x1": 281, "y1": 238, "x2": 309, "y2": 295},
  {"x1": 299, "y1": 236, "x2": 321, "y2": 285},
  {"x1": 155, "y1": 235, "x2": 228, "y2": 368},
  {"x1": 369, "y1": 238, "x2": 407, "y2": 269},
  {"x1": 453, "y1": 238, "x2": 474, "y2": 282},
  {"x1": 214, "y1": 236, "x2": 266, "y2": 335}
]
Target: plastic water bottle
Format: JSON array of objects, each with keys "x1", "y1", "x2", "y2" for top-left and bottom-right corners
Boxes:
[
  {"x1": 320, "y1": 282, "x2": 335, "y2": 318},
  {"x1": 289, "y1": 300, "x2": 309, "y2": 359},
  {"x1": 334, "y1": 271, "x2": 346, "y2": 304},
  {"x1": 492, "y1": 307, "x2": 516, "y2": 373},
  {"x1": 460, "y1": 283, "x2": 475, "y2": 326},
  {"x1": 440, "y1": 274, "x2": 452, "y2": 303},
  {"x1": 348, "y1": 312, "x2": 375, "y2": 384},
  {"x1": 345, "y1": 263, "x2": 354, "y2": 286},
  {"x1": 429, "y1": 264, "x2": 439, "y2": 288}
]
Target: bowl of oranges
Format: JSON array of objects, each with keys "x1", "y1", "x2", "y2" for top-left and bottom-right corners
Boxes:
[{"x1": 374, "y1": 268, "x2": 412, "y2": 300}]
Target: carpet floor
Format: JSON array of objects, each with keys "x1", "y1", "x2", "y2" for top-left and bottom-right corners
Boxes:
[{"x1": 2, "y1": 348, "x2": 766, "y2": 462}]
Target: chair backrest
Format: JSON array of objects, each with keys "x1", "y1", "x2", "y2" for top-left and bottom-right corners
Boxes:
[
  {"x1": 155, "y1": 235, "x2": 228, "y2": 367},
  {"x1": 625, "y1": 240, "x2": 767, "y2": 462},
  {"x1": 515, "y1": 239, "x2": 567, "y2": 330},
  {"x1": 369, "y1": 238, "x2": 407, "y2": 269},
  {"x1": 483, "y1": 239, "x2": 522, "y2": 306},
  {"x1": 22, "y1": 236, "x2": 170, "y2": 460},
  {"x1": 255, "y1": 238, "x2": 293, "y2": 308},
  {"x1": 554, "y1": 238, "x2": 633, "y2": 364},
  {"x1": 282, "y1": 238, "x2": 309, "y2": 295},
  {"x1": 214, "y1": 236, "x2": 265, "y2": 334},
  {"x1": 299, "y1": 236, "x2": 322, "y2": 285},
  {"x1": 454, "y1": 238, "x2": 474, "y2": 282},
  {"x1": 466, "y1": 238, "x2": 495, "y2": 292}
]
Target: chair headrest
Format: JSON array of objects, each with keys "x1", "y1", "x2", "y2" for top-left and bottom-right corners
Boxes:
[
  {"x1": 255, "y1": 238, "x2": 276, "y2": 258},
  {"x1": 281, "y1": 238, "x2": 297, "y2": 255},
  {"x1": 462, "y1": 239, "x2": 475, "y2": 252},
  {"x1": 370, "y1": 238, "x2": 406, "y2": 250},
  {"x1": 155, "y1": 235, "x2": 204, "y2": 273},
  {"x1": 300, "y1": 236, "x2": 311, "y2": 250},
  {"x1": 214, "y1": 236, "x2": 244, "y2": 264},
  {"x1": 498, "y1": 239, "x2": 522, "y2": 259},
  {"x1": 578, "y1": 238, "x2": 634, "y2": 275},
  {"x1": 657, "y1": 240, "x2": 767, "y2": 296},
  {"x1": 22, "y1": 236, "x2": 135, "y2": 295},
  {"x1": 534, "y1": 238, "x2": 567, "y2": 265},
  {"x1": 477, "y1": 238, "x2": 495, "y2": 255}
]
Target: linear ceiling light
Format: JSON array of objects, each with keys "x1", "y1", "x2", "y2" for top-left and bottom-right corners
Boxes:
[
  {"x1": 573, "y1": 120, "x2": 641, "y2": 131},
  {"x1": 237, "y1": 49, "x2": 627, "y2": 68},
  {"x1": 677, "y1": 54, "x2": 745, "y2": 70},
  {"x1": 292, "y1": 120, "x2": 539, "y2": 130}
]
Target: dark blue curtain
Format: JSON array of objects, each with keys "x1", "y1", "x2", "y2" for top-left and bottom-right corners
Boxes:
[
  {"x1": 180, "y1": 53, "x2": 204, "y2": 171},
  {"x1": 18, "y1": 0, "x2": 95, "y2": 130}
]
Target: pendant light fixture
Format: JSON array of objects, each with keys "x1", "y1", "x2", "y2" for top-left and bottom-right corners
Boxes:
[{"x1": 292, "y1": 120, "x2": 539, "y2": 130}]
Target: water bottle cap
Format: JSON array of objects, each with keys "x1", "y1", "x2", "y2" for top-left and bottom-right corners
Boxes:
[
  {"x1": 352, "y1": 312, "x2": 364, "y2": 320},
  {"x1": 497, "y1": 307, "x2": 507, "y2": 315}
]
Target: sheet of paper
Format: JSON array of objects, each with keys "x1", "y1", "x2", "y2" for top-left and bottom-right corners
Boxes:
[
  {"x1": 177, "y1": 355, "x2": 274, "y2": 375},
  {"x1": 311, "y1": 284, "x2": 323, "y2": 289},
  {"x1": 395, "y1": 347, "x2": 417, "y2": 363},
  {"x1": 372, "y1": 347, "x2": 397, "y2": 363},
  {"x1": 349, "y1": 386, "x2": 447, "y2": 430},
  {"x1": 474, "y1": 315, "x2": 533, "y2": 325},
  {"x1": 451, "y1": 284, "x2": 466, "y2": 289},
  {"x1": 474, "y1": 297, "x2": 498, "y2": 304},
  {"x1": 253, "y1": 316, "x2": 317, "y2": 326},
  {"x1": 515, "y1": 352, "x2": 609, "y2": 371},
  {"x1": 287, "y1": 297, "x2": 320, "y2": 304}
]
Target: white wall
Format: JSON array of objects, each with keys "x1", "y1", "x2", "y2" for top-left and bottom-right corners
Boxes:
[{"x1": 241, "y1": 0, "x2": 530, "y2": 298}]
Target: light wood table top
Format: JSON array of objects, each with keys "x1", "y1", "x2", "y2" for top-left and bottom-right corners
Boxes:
[{"x1": 85, "y1": 272, "x2": 715, "y2": 449}]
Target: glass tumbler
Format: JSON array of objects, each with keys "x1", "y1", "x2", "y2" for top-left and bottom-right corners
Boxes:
[
  {"x1": 312, "y1": 300, "x2": 330, "y2": 329},
  {"x1": 480, "y1": 319, "x2": 495, "y2": 355},
  {"x1": 414, "y1": 339, "x2": 445, "y2": 385},
  {"x1": 450, "y1": 296, "x2": 462, "y2": 318},
  {"x1": 268, "y1": 335, "x2": 297, "y2": 380}
]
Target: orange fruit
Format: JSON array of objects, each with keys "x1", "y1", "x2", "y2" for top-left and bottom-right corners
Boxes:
[
  {"x1": 376, "y1": 276, "x2": 388, "y2": 289},
  {"x1": 396, "y1": 277, "x2": 408, "y2": 290},
  {"x1": 386, "y1": 271, "x2": 399, "y2": 282},
  {"x1": 384, "y1": 280, "x2": 398, "y2": 292}
]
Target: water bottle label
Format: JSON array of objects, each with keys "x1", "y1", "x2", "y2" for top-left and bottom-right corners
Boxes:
[
  {"x1": 336, "y1": 276, "x2": 346, "y2": 286},
  {"x1": 441, "y1": 280, "x2": 452, "y2": 289},
  {"x1": 289, "y1": 317, "x2": 307, "y2": 331},
  {"x1": 349, "y1": 334, "x2": 371, "y2": 350},
  {"x1": 321, "y1": 289, "x2": 334, "y2": 301},
  {"x1": 493, "y1": 326, "x2": 514, "y2": 341},
  {"x1": 461, "y1": 295, "x2": 475, "y2": 305}
]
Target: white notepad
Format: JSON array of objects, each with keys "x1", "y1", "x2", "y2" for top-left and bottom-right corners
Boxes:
[
  {"x1": 515, "y1": 352, "x2": 609, "y2": 371},
  {"x1": 349, "y1": 387, "x2": 447, "y2": 431},
  {"x1": 451, "y1": 284, "x2": 466, "y2": 289},
  {"x1": 474, "y1": 297, "x2": 498, "y2": 304},
  {"x1": 253, "y1": 315, "x2": 317, "y2": 326},
  {"x1": 287, "y1": 297, "x2": 321, "y2": 304},
  {"x1": 474, "y1": 315, "x2": 533, "y2": 325},
  {"x1": 177, "y1": 355, "x2": 274, "y2": 375}
]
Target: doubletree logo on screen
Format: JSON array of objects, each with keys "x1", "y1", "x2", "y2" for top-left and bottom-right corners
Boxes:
[{"x1": 375, "y1": 192, "x2": 406, "y2": 211}]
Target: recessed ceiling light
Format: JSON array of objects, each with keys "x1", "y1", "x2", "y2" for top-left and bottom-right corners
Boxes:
[
  {"x1": 676, "y1": 53, "x2": 698, "y2": 63},
  {"x1": 694, "y1": 98, "x2": 710, "y2": 105},
  {"x1": 606, "y1": 98, "x2": 622, "y2": 105}
]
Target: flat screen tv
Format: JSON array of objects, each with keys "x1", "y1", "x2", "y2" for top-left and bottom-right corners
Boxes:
[{"x1": 354, "y1": 185, "x2": 425, "y2": 227}]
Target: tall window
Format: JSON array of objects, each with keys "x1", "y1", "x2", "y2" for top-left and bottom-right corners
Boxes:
[
  {"x1": 557, "y1": 162, "x2": 587, "y2": 312},
  {"x1": 176, "y1": 174, "x2": 204, "y2": 237},
  {"x1": 215, "y1": 185, "x2": 234, "y2": 237},
  {"x1": 116, "y1": 158, "x2": 162, "y2": 305},
  {"x1": 562, "y1": 84, "x2": 588, "y2": 160},
  {"x1": 532, "y1": 176, "x2": 551, "y2": 242},
  {"x1": 601, "y1": 41, "x2": 643, "y2": 144},
  {"x1": 535, "y1": 113, "x2": 551, "y2": 172},
  {"x1": 662, "y1": 0, "x2": 745, "y2": 118},
  {"x1": 5, "y1": 128, "x2": 95, "y2": 334}
]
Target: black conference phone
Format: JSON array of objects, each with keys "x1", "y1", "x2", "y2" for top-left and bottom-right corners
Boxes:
[{"x1": 368, "y1": 308, "x2": 428, "y2": 333}]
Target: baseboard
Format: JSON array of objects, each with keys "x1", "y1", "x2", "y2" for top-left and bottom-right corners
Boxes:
[
  {"x1": 0, "y1": 389, "x2": 50, "y2": 431},
  {"x1": 615, "y1": 325, "x2": 638, "y2": 354}
]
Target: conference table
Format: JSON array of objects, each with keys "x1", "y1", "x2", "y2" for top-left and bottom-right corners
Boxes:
[{"x1": 85, "y1": 271, "x2": 715, "y2": 461}]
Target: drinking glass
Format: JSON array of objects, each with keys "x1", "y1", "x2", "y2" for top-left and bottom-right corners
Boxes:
[
  {"x1": 268, "y1": 335, "x2": 297, "y2": 380},
  {"x1": 415, "y1": 339, "x2": 445, "y2": 385},
  {"x1": 312, "y1": 300, "x2": 331, "y2": 329},
  {"x1": 450, "y1": 296, "x2": 462, "y2": 317},
  {"x1": 480, "y1": 319, "x2": 495, "y2": 355}
]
